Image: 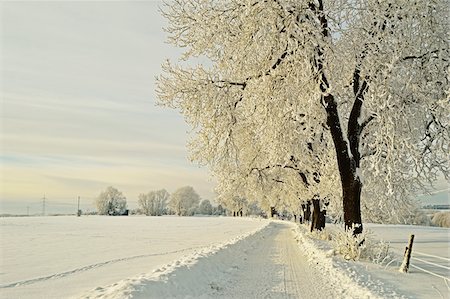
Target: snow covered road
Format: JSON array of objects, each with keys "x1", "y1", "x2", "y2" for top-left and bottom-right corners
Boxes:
[
  {"x1": 83, "y1": 221, "x2": 339, "y2": 298},
  {"x1": 262, "y1": 222, "x2": 336, "y2": 298}
]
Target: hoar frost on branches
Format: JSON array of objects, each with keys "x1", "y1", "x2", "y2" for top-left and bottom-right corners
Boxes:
[
  {"x1": 169, "y1": 186, "x2": 201, "y2": 216},
  {"x1": 157, "y1": 0, "x2": 449, "y2": 233},
  {"x1": 138, "y1": 189, "x2": 169, "y2": 216},
  {"x1": 95, "y1": 186, "x2": 128, "y2": 216}
]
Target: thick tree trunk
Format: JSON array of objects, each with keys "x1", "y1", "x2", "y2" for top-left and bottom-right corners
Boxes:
[
  {"x1": 342, "y1": 178, "x2": 363, "y2": 234},
  {"x1": 310, "y1": 199, "x2": 326, "y2": 232},
  {"x1": 324, "y1": 94, "x2": 363, "y2": 234},
  {"x1": 319, "y1": 209, "x2": 326, "y2": 230},
  {"x1": 310, "y1": 199, "x2": 320, "y2": 232},
  {"x1": 308, "y1": 0, "x2": 365, "y2": 235}
]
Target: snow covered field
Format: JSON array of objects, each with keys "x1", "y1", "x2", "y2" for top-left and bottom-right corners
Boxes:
[
  {"x1": 0, "y1": 216, "x2": 269, "y2": 298},
  {"x1": 295, "y1": 223, "x2": 450, "y2": 299},
  {"x1": 367, "y1": 224, "x2": 450, "y2": 298},
  {"x1": 1, "y1": 216, "x2": 448, "y2": 299}
]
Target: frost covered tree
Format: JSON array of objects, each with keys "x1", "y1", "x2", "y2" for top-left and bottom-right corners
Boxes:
[
  {"x1": 214, "y1": 204, "x2": 226, "y2": 216},
  {"x1": 95, "y1": 186, "x2": 127, "y2": 216},
  {"x1": 198, "y1": 199, "x2": 213, "y2": 215},
  {"x1": 217, "y1": 195, "x2": 249, "y2": 216},
  {"x1": 138, "y1": 189, "x2": 169, "y2": 216},
  {"x1": 169, "y1": 186, "x2": 201, "y2": 216},
  {"x1": 158, "y1": 0, "x2": 449, "y2": 233}
]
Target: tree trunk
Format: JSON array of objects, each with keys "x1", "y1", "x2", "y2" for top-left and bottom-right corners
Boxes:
[
  {"x1": 311, "y1": 1, "x2": 364, "y2": 235},
  {"x1": 300, "y1": 204, "x2": 305, "y2": 223},
  {"x1": 310, "y1": 199, "x2": 326, "y2": 231},
  {"x1": 270, "y1": 206, "x2": 277, "y2": 218},
  {"x1": 324, "y1": 93, "x2": 363, "y2": 235},
  {"x1": 310, "y1": 199, "x2": 320, "y2": 232},
  {"x1": 342, "y1": 177, "x2": 363, "y2": 234},
  {"x1": 319, "y1": 209, "x2": 326, "y2": 230},
  {"x1": 302, "y1": 201, "x2": 311, "y2": 222}
]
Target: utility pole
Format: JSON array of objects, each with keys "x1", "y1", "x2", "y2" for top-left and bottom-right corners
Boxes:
[
  {"x1": 42, "y1": 194, "x2": 46, "y2": 216},
  {"x1": 77, "y1": 196, "x2": 81, "y2": 216}
]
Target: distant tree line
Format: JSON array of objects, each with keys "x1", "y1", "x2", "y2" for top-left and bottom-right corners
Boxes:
[{"x1": 94, "y1": 186, "x2": 226, "y2": 216}]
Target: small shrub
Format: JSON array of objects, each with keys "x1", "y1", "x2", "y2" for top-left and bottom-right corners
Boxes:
[
  {"x1": 367, "y1": 239, "x2": 391, "y2": 265},
  {"x1": 431, "y1": 211, "x2": 450, "y2": 228},
  {"x1": 332, "y1": 225, "x2": 391, "y2": 264},
  {"x1": 308, "y1": 228, "x2": 332, "y2": 241},
  {"x1": 332, "y1": 226, "x2": 366, "y2": 260}
]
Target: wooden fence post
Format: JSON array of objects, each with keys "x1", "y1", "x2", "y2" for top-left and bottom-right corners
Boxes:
[{"x1": 399, "y1": 234, "x2": 415, "y2": 273}]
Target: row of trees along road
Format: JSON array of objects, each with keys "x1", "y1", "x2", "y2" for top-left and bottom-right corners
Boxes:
[
  {"x1": 95, "y1": 186, "x2": 219, "y2": 216},
  {"x1": 157, "y1": 0, "x2": 449, "y2": 234}
]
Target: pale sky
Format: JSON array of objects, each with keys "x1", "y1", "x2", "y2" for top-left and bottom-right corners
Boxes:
[{"x1": 0, "y1": 1, "x2": 216, "y2": 214}]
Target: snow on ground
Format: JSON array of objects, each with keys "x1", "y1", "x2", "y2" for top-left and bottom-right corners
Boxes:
[
  {"x1": 293, "y1": 222, "x2": 450, "y2": 299},
  {"x1": 0, "y1": 216, "x2": 269, "y2": 299},
  {"x1": 81, "y1": 221, "x2": 342, "y2": 299},
  {"x1": 1, "y1": 216, "x2": 448, "y2": 299},
  {"x1": 79, "y1": 221, "x2": 391, "y2": 299},
  {"x1": 367, "y1": 224, "x2": 450, "y2": 299}
]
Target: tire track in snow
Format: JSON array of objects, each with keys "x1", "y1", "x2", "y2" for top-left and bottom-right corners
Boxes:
[
  {"x1": 214, "y1": 222, "x2": 337, "y2": 298},
  {"x1": 79, "y1": 222, "x2": 341, "y2": 299},
  {"x1": 0, "y1": 246, "x2": 206, "y2": 289},
  {"x1": 275, "y1": 226, "x2": 334, "y2": 298}
]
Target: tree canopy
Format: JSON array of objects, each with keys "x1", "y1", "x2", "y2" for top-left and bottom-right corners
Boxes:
[
  {"x1": 95, "y1": 186, "x2": 128, "y2": 216},
  {"x1": 158, "y1": 0, "x2": 449, "y2": 232},
  {"x1": 138, "y1": 189, "x2": 169, "y2": 216},
  {"x1": 169, "y1": 186, "x2": 201, "y2": 216}
]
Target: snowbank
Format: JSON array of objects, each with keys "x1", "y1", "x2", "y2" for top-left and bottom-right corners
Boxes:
[
  {"x1": 293, "y1": 222, "x2": 449, "y2": 299},
  {"x1": 0, "y1": 216, "x2": 269, "y2": 299},
  {"x1": 291, "y1": 223, "x2": 399, "y2": 299},
  {"x1": 78, "y1": 221, "x2": 271, "y2": 298}
]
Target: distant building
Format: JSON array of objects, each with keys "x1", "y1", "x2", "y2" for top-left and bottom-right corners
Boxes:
[{"x1": 422, "y1": 204, "x2": 450, "y2": 210}]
